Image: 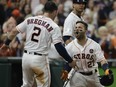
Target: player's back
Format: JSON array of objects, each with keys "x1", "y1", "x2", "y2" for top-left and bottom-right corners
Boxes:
[{"x1": 17, "y1": 15, "x2": 61, "y2": 54}]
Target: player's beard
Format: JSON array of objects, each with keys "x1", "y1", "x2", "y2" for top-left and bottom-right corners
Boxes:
[
  {"x1": 77, "y1": 34, "x2": 86, "y2": 40},
  {"x1": 75, "y1": 30, "x2": 86, "y2": 40},
  {"x1": 76, "y1": 8, "x2": 84, "y2": 15}
]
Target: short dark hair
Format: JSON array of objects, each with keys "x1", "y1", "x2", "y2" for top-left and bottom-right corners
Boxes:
[
  {"x1": 44, "y1": 1, "x2": 58, "y2": 13},
  {"x1": 76, "y1": 21, "x2": 88, "y2": 30}
]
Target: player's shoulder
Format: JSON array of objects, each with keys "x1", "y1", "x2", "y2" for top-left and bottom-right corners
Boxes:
[
  {"x1": 25, "y1": 15, "x2": 43, "y2": 20},
  {"x1": 23, "y1": 16, "x2": 36, "y2": 22},
  {"x1": 25, "y1": 16, "x2": 35, "y2": 19},
  {"x1": 65, "y1": 12, "x2": 75, "y2": 21},
  {"x1": 64, "y1": 12, "x2": 83, "y2": 23},
  {"x1": 49, "y1": 20, "x2": 59, "y2": 29},
  {"x1": 88, "y1": 38, "x2": 100, "y2": 46}
]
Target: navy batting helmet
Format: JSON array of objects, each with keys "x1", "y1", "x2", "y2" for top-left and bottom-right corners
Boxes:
[
  {"x1": 73, "y1": 0, "x2": 87, "y2": 4},
  {"x1": 99, "y1": 70, "x2": 114, "y2": 86}
]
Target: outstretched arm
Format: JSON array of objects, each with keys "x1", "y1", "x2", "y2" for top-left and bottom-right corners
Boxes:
[{"x1": 54, "y1": 42, "x2": 76, "y2": 68}]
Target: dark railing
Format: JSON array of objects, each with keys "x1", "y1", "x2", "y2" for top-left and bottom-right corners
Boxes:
[{"x1": 0, "y1": 57, "x2": 116, "y2": 87}]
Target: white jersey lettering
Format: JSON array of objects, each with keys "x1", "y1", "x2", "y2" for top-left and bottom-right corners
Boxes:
[{"x1": 16, "y1": 16, "x2": 63, "y2": 54}]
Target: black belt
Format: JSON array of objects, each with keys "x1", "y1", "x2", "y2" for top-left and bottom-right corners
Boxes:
[
  {"x1": 24, "y1": 50, "x2": 43, "y2": 56},
  {"x1": 79, "y1": 69, "x2": 97, "y2": 76},
  {"x1": 79, "y1": 71, "x2": 93, "y2": 76}
]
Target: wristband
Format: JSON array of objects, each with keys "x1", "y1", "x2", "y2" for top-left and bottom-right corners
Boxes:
[
  {"x1": 101, "y1": 63, "x2": 109, "y2": 71},
  {"x1": 4, "y1": 38, "x2": 12, "y2": 46},
  {"x1": 64, "y1": 63, "x2": 72, "y2": 72}
]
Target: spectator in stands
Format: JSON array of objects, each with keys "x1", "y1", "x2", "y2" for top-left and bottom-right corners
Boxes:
[
  {"x1": 11, "y1": 8, "x2": 24, "y2": 25},
  {"x1": 0, "y1": 0, "x2": 6, "y2": 31},
  {"x1": 105, "y1": 19, "x2": 116, "y2": 58},
  {"x1": 33, "y1": 4, "x2": 44, "y2": 16},
  {"x1": 0, "y1": 33, "x2": 16, "y2": 57},
  {"x1": 23, "y1": 4, "x2": 32, "y2": 19},
  {"x1": 2, "y1": 22, "x2": 8, "y2": 33},
  {"x1": 83, "y1": 12, "x2": 96, "y2": 38},
  {"x1": 0, "y1": 20, "x2": 17, "y2": 56},
  {"x1": 85, "y1": 0, "x2": 100, "y2": 29},
  {"x1": 110, "y1": 22, "x2": 116, "y2": 58},
  {"x1": 97, "y1": 1, "x2": 110, "y2": 27},
  {"x1": 63, "y1": 0, "x2": 73, "y2": 17},
  {"x1": 98, "y1": 26, "x2": 111, "y2": 59},
  {"x1": 111, "y1": 24, "x2": 116, "y2": 49},
  {"x1": 30, "y1": 0, "x2": 47, "y2": 15},
  {"x1": 109, "y1": 0, "x2": 116, "y2": 20},
  {"x1": 57, "y1": 3, "x2": 66, "y2": 27},
  {"x1": 1, "y1": 17, "x2": 24, "y2": 57}
]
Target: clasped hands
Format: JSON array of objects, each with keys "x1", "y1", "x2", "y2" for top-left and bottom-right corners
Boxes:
[
  {"x1": 69, "y1": 59, "x2": 78, "y2": 69},
  {"x1": 61, "y1": 60, "x2": 78, "y2": 81}
]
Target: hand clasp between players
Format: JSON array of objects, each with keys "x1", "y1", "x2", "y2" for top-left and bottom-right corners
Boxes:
[{"x1": 69, "y1": 59, "x2": 78, "y2": 69}]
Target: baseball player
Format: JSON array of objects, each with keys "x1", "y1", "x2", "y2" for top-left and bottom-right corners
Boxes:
[
  {"x1": 61, "y1": 21, "x2": 112, "y2": 87},
  {"x1": 63, "y1": 0, "x2": 86, "y2": 45},
  {"x1": 0, "y1": 1, "x2": 77, "y2": 87},
  {"x1": 62, "y1": 0, "x2": 87, "y2": 86}
]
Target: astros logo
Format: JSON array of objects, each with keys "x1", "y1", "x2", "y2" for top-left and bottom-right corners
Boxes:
[{"x1": 89, "y1": 49, "x2": 94, "y2": 53}]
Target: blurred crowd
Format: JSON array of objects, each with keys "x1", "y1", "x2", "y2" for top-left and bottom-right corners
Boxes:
[{"x1": 0, "y1": 0, "x2": 116, "y2": 60}]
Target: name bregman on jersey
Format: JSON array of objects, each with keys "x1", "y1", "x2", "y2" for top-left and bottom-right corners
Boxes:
[{"x1": 27, "y1": 19, "x2": 53, "y2": 32}]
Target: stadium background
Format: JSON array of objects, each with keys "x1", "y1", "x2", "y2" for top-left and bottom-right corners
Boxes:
[
  {"x1": 0, "y1": 0, "x2": 116, "y2": 87},
  {"x1": 0, "y1": 58, "x2": 115, "y2": 87}
]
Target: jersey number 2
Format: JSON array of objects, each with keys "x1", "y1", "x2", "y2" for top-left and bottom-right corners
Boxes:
[{"x1": 31, "y1": 27, "x2": 41, "y2": 42}]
